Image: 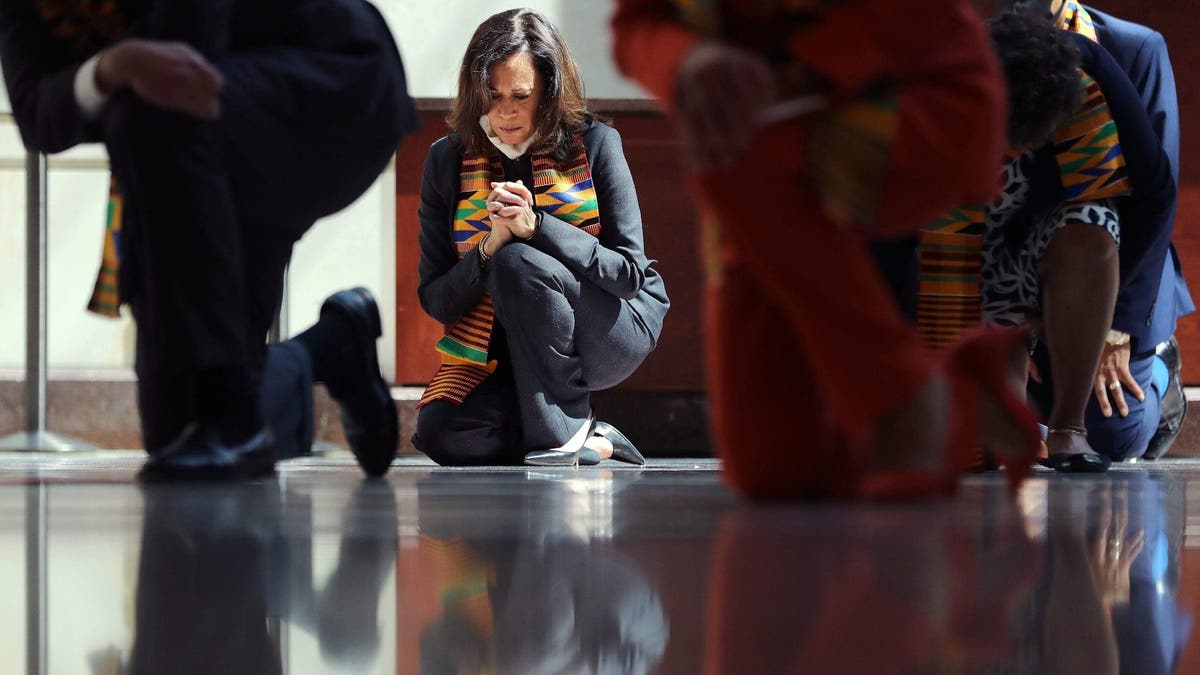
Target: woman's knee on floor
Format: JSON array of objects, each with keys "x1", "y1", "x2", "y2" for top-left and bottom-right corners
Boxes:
[{"x1": 412, "y1": 401, "x2": 522, "y2": 466}]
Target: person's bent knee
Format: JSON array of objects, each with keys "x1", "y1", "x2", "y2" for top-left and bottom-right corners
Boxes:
[
  {"x1": 489, "y1": 244, "x2": 572, "y2": 303},
  {"x1": 103, "y1": 93, "x2": 208, "y2": 156},
  {"x1": 1085, "y1": 410, "x2": 1155, "y2": 461},
  {"x1": 412, "y1": 402, "x2": 519, "y2": 466}
]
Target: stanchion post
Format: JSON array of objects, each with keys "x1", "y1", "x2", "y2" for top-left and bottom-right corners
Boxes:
[{"x1": 0, "y1": 152, "x2": 97, "y2": 452}]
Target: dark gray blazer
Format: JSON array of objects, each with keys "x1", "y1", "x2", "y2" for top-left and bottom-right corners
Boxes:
[{"x1": 416, "y1": 121, "x2": 670, "y2": 347}]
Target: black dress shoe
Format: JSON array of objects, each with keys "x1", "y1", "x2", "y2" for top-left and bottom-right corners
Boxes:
[
  {"x1": 1144, "y1": 336, "x2": 1187, "y2": 460},
  {"x1": 592, "y1": 421, "x2": 646, "y2": 465},
  {"x1": 320, "y1": 288, "x2": 399, "y2": 477},
  {"x1": 139, "y1": 424, "x2": 277, "y2": 482}
]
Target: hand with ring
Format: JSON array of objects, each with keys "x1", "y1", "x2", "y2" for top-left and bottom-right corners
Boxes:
[{"x1": 1093, "y1": 337, "x2": 1144, "y2": 418}]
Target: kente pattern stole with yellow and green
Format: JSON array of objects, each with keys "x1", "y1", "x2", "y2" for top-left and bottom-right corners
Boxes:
[
  {"x1": 915, "y1": 1, "x2": 1129, "y2": 352},
  {"x1": 669, "y1": 0, "x2": 898, "y2": 230},
  {"x1": 418, "y1": 138, "x2": 601, "y2": 407},
  {"x1": 34, "y1": 0, "x2": 128, "y2": 317}
]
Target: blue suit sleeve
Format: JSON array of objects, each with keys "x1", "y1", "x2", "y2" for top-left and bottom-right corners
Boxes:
[{"x1": 1072, "y1": 35, "x2": 1174, "y2": 309}]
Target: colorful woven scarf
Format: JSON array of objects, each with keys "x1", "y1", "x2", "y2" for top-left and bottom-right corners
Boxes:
[
  {"x1": 1059, "y1": 0, "x2": 1098, "y2": 42},
  {"x1": 916, "y1": 3, "x2": 1128, "y2": 351},
  {"x1": 418, "y1": 137, "x2": 601, "y2": 407},
  {"x1": 86, "y1": 179, "x2": 123, "y2": 316},
  {"x1": 33, "y1": 1, "x2": 129, "y2": 318}
]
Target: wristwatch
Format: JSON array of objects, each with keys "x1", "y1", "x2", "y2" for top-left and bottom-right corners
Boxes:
[{"x1": 1105, "y1": 329, "x2": 1130, "y2": 347}]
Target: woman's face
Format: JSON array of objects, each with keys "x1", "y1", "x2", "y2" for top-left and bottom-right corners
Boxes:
[{"x1": 486, "y1": 50, "x2": 544, "y2": 147}]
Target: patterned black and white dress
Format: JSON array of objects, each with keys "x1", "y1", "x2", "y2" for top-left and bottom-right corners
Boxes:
[{"x1": 980, "y1": 151, "x2": 1121, "y2": 327}]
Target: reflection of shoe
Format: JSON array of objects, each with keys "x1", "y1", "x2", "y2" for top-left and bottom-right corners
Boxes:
[
  {"x1": 317, "y1": 481, "x2": 398, "y2": 667},
  {"x1": 139, "y1": 424, "x2": 276, "y2": 482},
  {"x1": 524, "y1": 414, "x2": 596, "y2": 467},
  {"x1": 1144, "y1": 336, "x2": 1186, "y2": 460},
  {"x1": 320, "y1": 288, "x2": 399, "y2": 477},
  {"x1": 593, "y1": 421, "x2": 646, "y2": 465},
  {"x1": 860, "y1": 327, "x2": 1041, "y2": 499}
]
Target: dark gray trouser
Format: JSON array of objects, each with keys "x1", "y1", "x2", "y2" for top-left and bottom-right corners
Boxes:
[{"x1": 413, "y1": 243, "x2": 657, "y2": 465}]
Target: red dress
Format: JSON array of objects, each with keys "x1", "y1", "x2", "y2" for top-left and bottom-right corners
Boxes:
[{"x1": 612, "y1": 0, "x2": 1013, "y2": 498}]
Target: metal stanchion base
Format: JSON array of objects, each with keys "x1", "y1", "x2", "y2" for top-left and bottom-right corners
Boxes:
[{"x1": 0, "y1": 431, "x2": 98, "y2": 453}]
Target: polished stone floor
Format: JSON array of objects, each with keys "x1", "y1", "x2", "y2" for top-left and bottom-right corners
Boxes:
[{"x1": 1, "y1": 454, "x2": 1198, "y2": 674}]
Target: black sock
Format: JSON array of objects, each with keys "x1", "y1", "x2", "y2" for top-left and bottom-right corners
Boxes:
[
  {"x1": 196, "y1": 366, "x2": 263, "y2": 443},
  {"x1": 294, "y1": 314, "x2": 346, "y2": 384}
]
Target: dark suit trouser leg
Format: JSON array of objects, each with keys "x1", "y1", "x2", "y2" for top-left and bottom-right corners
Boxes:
[
  {"x1": 110, "y1": 44, "x2": 405, "y2": 454},
  {"x1": 413, "y1": 372, "x2": 525, "y2": 466},
  {"x1": 488, "y1": 244, "x2": 657, "y2": 451}
]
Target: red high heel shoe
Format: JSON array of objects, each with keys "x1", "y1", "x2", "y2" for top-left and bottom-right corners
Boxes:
[
  {"x1": 858, "y1": 326, "x2": 1042, "y2": 499},
  {"x1": 945, "y1": 326, "x2": 1043, "y2": 493}
]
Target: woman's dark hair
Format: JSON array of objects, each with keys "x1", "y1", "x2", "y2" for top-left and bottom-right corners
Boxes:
[
  {"x1": 448, "y1": 8, "x2": 597, "y2": 163},
  {"x1": 988, "y1": 11, "x2": 1083, "y2": 148}
]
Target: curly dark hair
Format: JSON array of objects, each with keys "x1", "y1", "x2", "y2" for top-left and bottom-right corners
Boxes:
[
  {"x1": 988, "y1": 11, "x2": 1083, "y2": 149},
  {"x1": 448, "y1": 9, "x2": 599, "y2": 164},
  {"x1": 1009, "y1": 0, "x2": 1069, "y2": 23}
]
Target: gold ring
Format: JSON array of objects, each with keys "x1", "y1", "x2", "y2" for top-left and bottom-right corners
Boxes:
[{"x1": 1108, "y1": 382, "x2": 1122, "y2": 391}]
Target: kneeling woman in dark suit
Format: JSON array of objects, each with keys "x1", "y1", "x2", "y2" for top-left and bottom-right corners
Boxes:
[{"x1": 413, "y1": 9, "x2": 669, "y2": 467}]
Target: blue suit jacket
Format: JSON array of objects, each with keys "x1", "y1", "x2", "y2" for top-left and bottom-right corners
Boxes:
[{"x1": 1089, "y1": 7, "x2": 1194, "y2": 352}]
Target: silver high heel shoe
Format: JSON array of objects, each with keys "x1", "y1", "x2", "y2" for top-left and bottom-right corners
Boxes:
[
  {"x1": 524, "y1": 413, "x2": 596, "y2": 467},
  {"x1": 592, "y1": 421, "x2": 645, "y2": 465}
]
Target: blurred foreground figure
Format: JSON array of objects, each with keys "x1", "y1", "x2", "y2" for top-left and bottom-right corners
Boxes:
[
  {"x1": 612, "y1": 0, "x2": 1041, "y2": 499},
  {"x1": 0, "y1": 0, "x2": 418, "y2": 479}
]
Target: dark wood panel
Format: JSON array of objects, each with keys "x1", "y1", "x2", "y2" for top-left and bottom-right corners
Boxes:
[{"x1": 395, "y1": 112, "x2": 453, "y2": 385}]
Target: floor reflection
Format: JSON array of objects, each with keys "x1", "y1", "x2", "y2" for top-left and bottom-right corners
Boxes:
[
  {"x1": 413, "y1": 473, "x2": 668, "y2": 674},
  {"x1": 126, "y1": 480, "x2": 398, "y2": 674},
  {"x1": 2, "y1": 458, "x2": 1199, "y2": 675},
  {"x1": 1016, "y1": 472, "x2": 1192, "y2": 675}
]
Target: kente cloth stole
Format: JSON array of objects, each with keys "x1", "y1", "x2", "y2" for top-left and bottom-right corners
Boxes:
[
  {"x1": 35, "y1": 1, "x2": 129, "y2": 318},
  {"x1": 417, "y1": 138, "x2": 601, "y2": 408},
  {"x1": 915, "y1": 3, "x2": 1128, "y2": 352},
  {"x1": 86, "y1": 179, "x2": 123, "y2": 316},
  {"x1": 668, "y1": 0, "x2": 898, "y2": 230}
]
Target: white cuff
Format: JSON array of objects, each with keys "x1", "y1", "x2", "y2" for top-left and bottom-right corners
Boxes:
[{"x1": 73, "y1": 53, "x2": 109, "y2": 120}]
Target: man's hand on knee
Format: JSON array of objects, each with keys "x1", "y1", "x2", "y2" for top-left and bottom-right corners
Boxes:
[
  {"x1": 96, "y1": 39, "x2": 224, "y2": 120},
  {"x1": 1093, "y1": 335, "x2": 1145, "y2": 418}
]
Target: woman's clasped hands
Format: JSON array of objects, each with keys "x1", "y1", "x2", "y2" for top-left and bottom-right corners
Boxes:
[{"x1": 485, "y1": 180, "x2": 538, "y2": 255}]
